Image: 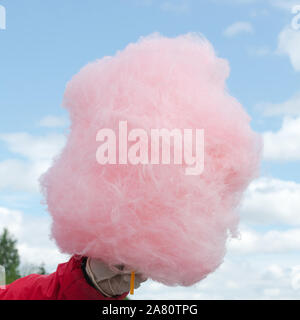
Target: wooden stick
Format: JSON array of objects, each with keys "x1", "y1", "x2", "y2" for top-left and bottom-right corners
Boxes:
[{"x1": 130, "y1": 271, "x2": 135, "y2": 295}]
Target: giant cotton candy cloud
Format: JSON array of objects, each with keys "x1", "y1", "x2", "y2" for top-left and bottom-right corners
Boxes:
[{"x1": 40, "y1": 33, "x2": 262, "y2": 286}]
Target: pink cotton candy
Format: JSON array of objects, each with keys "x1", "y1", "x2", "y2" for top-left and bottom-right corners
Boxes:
[{"x1": 40, "y1": 33, "x2": 262, "y2": 286}]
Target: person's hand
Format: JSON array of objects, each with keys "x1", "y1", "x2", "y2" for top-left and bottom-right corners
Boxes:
[{"x1": 85, "y1": 257, "x2": 147, "y2": 297}]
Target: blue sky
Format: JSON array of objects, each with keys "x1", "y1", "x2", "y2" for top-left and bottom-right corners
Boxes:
[{"x1": 0, "y1": 0, "x2": 300, "y2": 299}]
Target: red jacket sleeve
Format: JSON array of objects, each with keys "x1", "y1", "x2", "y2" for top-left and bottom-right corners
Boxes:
[{"x1": 0, "y1": 255, "x2": 129, "y2": 300}]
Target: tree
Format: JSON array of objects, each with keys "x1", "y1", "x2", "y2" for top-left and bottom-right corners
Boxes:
[
  {"x1": 0, "y1": 228, "x2": 21, "y2": 284},
  {"x1": 37, "y1": 263, "x2": 47, "y2": 275}
]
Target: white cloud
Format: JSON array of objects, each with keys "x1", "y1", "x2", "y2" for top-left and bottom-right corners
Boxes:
[
  {"x1": 291, "y1": 266, "x2": 300, "y2": 290},
  {"x1": 259, "y1": 92, "x2": 300, "y2": 116},
  {"x1": 38, "y1": 115, "x2": 69, "y2": 128},
  {"x1": 0, "y1": 158, "x2": 56, "y2": 192},
  {"x1": 241, "y1": 177, "x2": 300, "y2": 226},
  {"x1": 0, "y1": 132, "x2": 66, "y2": 161},
  {"x1": 0, "y1": 132, "x2": 66, "y2": 192},
  {"x1": 223, "y1": 21, "x2": 254, "y2": 37},
  {"x1": 263, "y1": 288, "x2": 281, "y2": 297},
  {"x1": 0, "y1": 206, "x2": 68, "y2": 272},
  {"x1": 0, "y1": 207, "x2": 23, "y2": 236},
  {"x1": 263, "y1": 116, "x2": 300, "y2": 161},
  {"x1": 277, "y1": 25, "x2": 300, "y2": 71},
  {"x1": 229, "y1": 227, "x2": 300, "y2": 254},
  {"x1": 134, "y1": 255, "x2": 300, "y2": 299}
]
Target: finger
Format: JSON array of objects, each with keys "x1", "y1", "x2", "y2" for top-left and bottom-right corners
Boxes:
[
  {"x1": 110, "y1": 264, "x2": 126, "y2": 274},
  {"x1": 88, "y1": 258, "x2": 117, "y2": 280},
  {"x1": 110, "y1": 264, "x2": 133, "y2": 275},
  {"x1": 122, "y1": 274, "x2": 132, "y2": 282}
]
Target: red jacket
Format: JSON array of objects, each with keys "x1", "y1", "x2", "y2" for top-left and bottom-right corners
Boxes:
[{"x1": 0, "y1": 256, "x2": 128, "y2": 300}]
